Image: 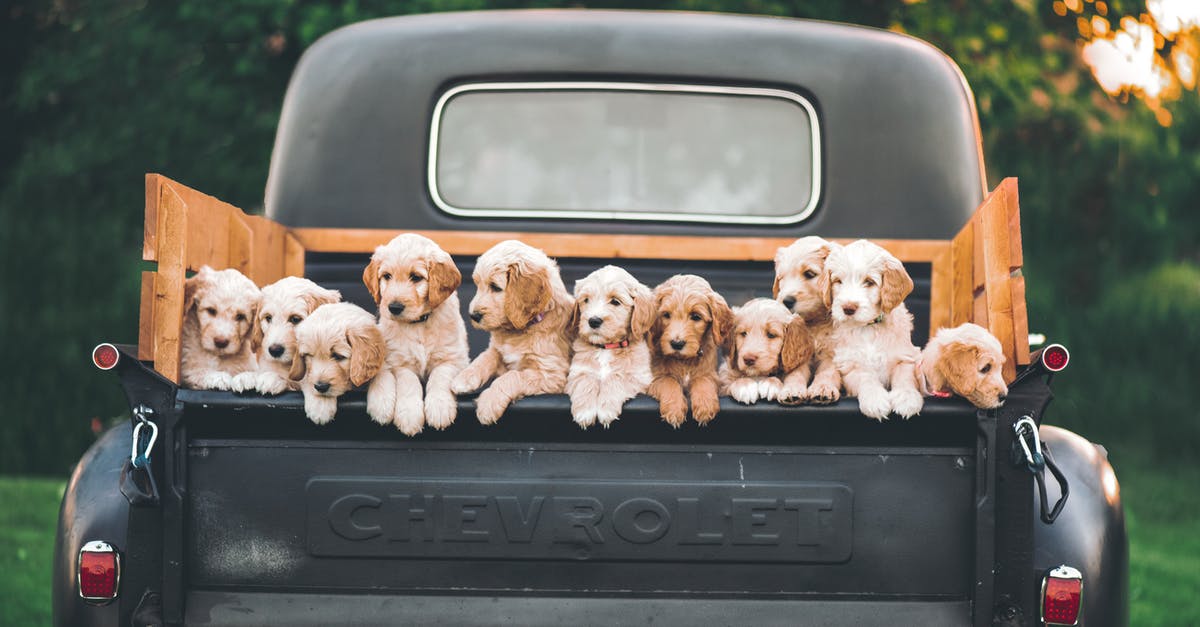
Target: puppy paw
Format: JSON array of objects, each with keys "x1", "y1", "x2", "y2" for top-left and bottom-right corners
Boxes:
[
  {"x1": 596, "y1": 408, "x2": 620, "y2": 429},
  {"x1": 778, "y1": 381, "x2": 808, "y2": 405},
  {"x1": 393, "y1": 399, "x2": 425, "y2": 437},
  {"x1": 658, "y1": 398, "x2": 688, "y2": 428},
  {"x1": 199, "y1": 372, "x2": 234, "y2": 391},
  {"x1": 451, "y1": 371, "x2": 485, "y2": 395},
  {"x1": 691, "y1": 396, "x2": 720, "y2": 425},
  {"x1": 424, "y1": 393, "x2": 457, "y2": 430},
  {"x1": 256, "y1": 372, "x2": 289, "y2": 396},
  {"x1": 729, "y1": 378, "x2": 760, "y2": 405},
  {"x1": 572, "y1": 408, "x2": 597, "y2": 429},
  {"x1": 229, "y1": 372, "x2": 257, "y2": 393},
  {"x1": 474, "y1": 387, "x2": 509, "y2": 425},
  {"x1": 305, "y1": 396, "x2": 337, "y2": 425},
  {"x1": 807, "y1": 380, "x2": 841, "y2": 405},
  {"x1": 857, "y1": 389, "x2": 892, "y2": 421},
  {"x1": 366, "y1": 388, "x2": 395, "y2": 426},
  {"x1": 890, "y1": 387, "x2": 924, "y2": 419},
  {"x1": 759, "y1": 377, "x2": 783, "y2": 402}
]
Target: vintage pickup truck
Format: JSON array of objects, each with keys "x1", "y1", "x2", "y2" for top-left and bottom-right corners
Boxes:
[{"x1": 54, "y1": 10, "x2": 1127, "y2": 626}]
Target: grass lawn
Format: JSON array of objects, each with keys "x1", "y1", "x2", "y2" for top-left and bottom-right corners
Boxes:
[{"x1": 2, "y1": 458, "x2": 1197, "y2": 625}]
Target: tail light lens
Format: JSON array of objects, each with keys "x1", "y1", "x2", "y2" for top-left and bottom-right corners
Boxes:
[
  {"x1": 1040, "y1": 344, "x2": 1070, "y2": 372},
  {"x1": 78, "y1": 541, "x2": 120, "y2": 603},
  {"x1": 92, "y1": 343, "x2": 120, "y2": 370},
  {"x1": 1042, "y1": 564, "x2": 1082, "y2": 625}
]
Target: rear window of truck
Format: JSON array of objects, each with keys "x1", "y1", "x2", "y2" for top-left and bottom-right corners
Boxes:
[{"x1": 429, "y1": 82, "x2": 821, "y2": 225}]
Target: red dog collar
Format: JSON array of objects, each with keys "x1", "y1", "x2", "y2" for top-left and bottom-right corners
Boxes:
[{"x1": 597, "y1": 339, "x2": 629, "y2": 350}]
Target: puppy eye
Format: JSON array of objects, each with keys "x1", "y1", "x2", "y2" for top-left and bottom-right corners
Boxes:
[
  {"x1": 803, "y1": 270, "x2": 818, "y2": 279},
  {"x1": 235, "y1": 313, "x2": 246, "y2": 322},
  {"x1": 381, "y1": 272, "x2": 392, "y2": 281},
  {"x1": 410, "y1": 273, "x2": 423, "y2": 283},
  {"x1": 689, "y1": 313, "x2": 703, "y2": 322},
  {"x1": 205, "y1": 307, "x2": 217, "y2": 316},
  {"x1": 739, "y1": 331, "x2": 748, "y2": 337},
  {"x1": 980, "y1": 363, "x2": 992, "y2": 374},
  {"x1": 863, "y1": 278, "x2": 876, "y2": 287},
  {"x1": 832, "y1": 278, "x2": 842, "y2": 286},
  {"x1": 331, "y1": 352, "x2": 346, "y2": 362},
  {"x1": 288, "y1": 315, "x2": 303, "y2": 325},
  {"x1": 582, "y1": 297, "x2": 590, "y2": 304},
  {"x1": 489, "y1": 282, "x2": 502, "y2": 293},
  {"x1": 766, "y1": 332, "x2": 778, "y2": 339},
  {"x1": 263, "y1": 314, "x2": 273, "y2": 323},
  {"x1": 609, "y1": 298, "x2": 621, "y2": 306},
  {"x1": 661, "y1": 312, "x2": 671, "y2": 319}
]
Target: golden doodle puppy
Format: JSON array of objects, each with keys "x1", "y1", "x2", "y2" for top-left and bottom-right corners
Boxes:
[
  {"x1": 648, "y1": 274, "x2": 733, "y2": 427},
  {"x1": 452, "y1": 240, "x2": 573, "y2": 425},
  {"x1": 773, "y1": 236, "x2": 842, "y2": 404},
  {"x1": 288, "y1": 303, "x2": 385, "y2": 425},
  {"x1": 916, "y1": 323, "x2": 1008, "y2": 409},
  {"x1": 180, "y1": 266, "x2": 261, "y2": 390},
  {"x1": 823, "y1": 239, "x2": 923, "y2": 420},
  {"x1": 721, "y1": 298, "x2": 814, "y2": 405},
  {"x1": 565, "y1": 265, "x2": 655, "y2": 429},
  {"x1": 231, "y1": 276, "x2": 341, "y2": 395},
  {"x1": 363, "y1": 233, "x2": 469, "y2": 435}
]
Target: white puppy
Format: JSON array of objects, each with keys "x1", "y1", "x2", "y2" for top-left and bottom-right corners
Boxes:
[
  {"x1": 231, "y1": 277, "x2": 341, "y2": 395},
  {"x1": 822, "y1": 240, "x2": 923, "y2": 420},
  {"x1": 180, "y1": 266, "x2": 261, "y2": 390},
  {"x1": 565, "y1": 265, "x2": 655, "y2": 429}
]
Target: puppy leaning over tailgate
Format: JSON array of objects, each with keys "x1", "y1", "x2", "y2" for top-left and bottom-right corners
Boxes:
[
  {"x1": 288, "y1": 303, "x2": 386, "y2": 425},
  {"x1": 565, "y1": 265, "x2": 655, "y2": 429},
  {"x1": 773, "y1": 236, "x2": 842, "y2": 404},
  {"x1": 231, "y1": 276, "x2": 341, "y2": 395},
  {"x1": 822, "y1": 239, "x2": 924, "y2": 421},
  {"x1": 451, "y1": 240, "x2": 573, "y2": 425},
  {"x1": 180, "y1": 265, "x2": 261, "y2": 390},
  {"x1": 721, "y1": 298, "x2": 814, "y2": 405},
  {"x1": 648, "y1": 274, "x2": 733, "y2": 427},
  {"x1": 364, "y1": 233, "x2": 469, "y2": 435},
  {"x1": 916, "y1": 323, "x2": 1008, "y2": 409}
]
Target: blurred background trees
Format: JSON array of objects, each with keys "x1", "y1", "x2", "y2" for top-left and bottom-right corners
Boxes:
[{"x1": 1, "y1": 0, "x2": 1197, "y2": 473}]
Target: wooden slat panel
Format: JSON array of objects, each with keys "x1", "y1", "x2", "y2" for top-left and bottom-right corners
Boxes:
[
  {"x1": 138, "y1": 271, "x2": 156, "y2": 361},
  {"x1": 1010, "y1": 274, "x2": 1031, "y2": 365},
  {"x1": 980, "y1": 183, "x2": 1018, "y2": 382},
  {"x1": 227, "y1": 212, "x2": 253, "y2": 277},
  {"x1": 151, "y1": 184, "x2": 189, "y2": 383},
  {"x1": 144, "y1": 174, "x2": 162, "y2": 262},
  {"x1": 245, "y1": 215, "x2": 285, "y2": 285},
  {"x1": 290, "y1": 228, "x2": 950, "y2": 264},
  {"x1": 950, "y1": 221, "x2": 974, "y2": 326},
  {"x1": 929, "y1": 247, "x2": 952, "y2": 335},
  {"x1": 283, "y1": 233, "x2": 305, "y2": 279}
]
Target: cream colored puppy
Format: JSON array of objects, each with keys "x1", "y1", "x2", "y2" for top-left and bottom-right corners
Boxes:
[
  {"x1": 565, "y1": 266, "x2": 655, "y2": 429},
  {"x1": 452, "y1": 240, "x2": 574, "y2": 425},
  {"x1": 721, "y1": 298, "x2": 814, "y2": 405},
  {"x1": 363, "y1": 233, "x2": 469, "y2": 435},
  {"x1": 916, "y1": 323, "x2": 1008, "y2": 409},
  {"x1": 231, "y1": 277, "x2": 341, "y2": 395},
  {"x1": 773, "y1": 236, "x2": 841, "y2": 404},
  {"x1": 288, "y1": 303, "x2": 385, "y2": 425},
  {"x1": 180, "y1": 266, "x2": 261, "y2": 390},
  {"x1": 822, "y1": 240, "x2": 923, "y2": 420}
]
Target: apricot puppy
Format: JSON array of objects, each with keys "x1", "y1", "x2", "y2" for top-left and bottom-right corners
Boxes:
[
  {"x1": 773, "y1": 236, "x2": 842, "y2": 404},
  {"x1": 721, "y1": 298, "x2": 814, "y2": 405},
  {"x1": 231, "y1": 276, "x2": 341, "y2": 395},
  {"x1": 288, "y1": 303, "x2": 385, "y2": 425},
  {"x1": 648, "y1": 274, "x2": 733, "y2": 427},
  {"x1": 916, "y1": 323, "x2": 1008, "y2": 409},
  {"x1": 180, "y1": 266, "x2": 261, "y2": 390}
]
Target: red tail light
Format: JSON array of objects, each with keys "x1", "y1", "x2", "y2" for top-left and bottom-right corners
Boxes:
[
  {"x1": 1042, "y1": 565, "x2": 1082, "y2": 625},
  {"x1": 92, "y1": 344, "x2": 120, "y2": 370},
  {"x1": 78, "y1": 541, "x2": 120, "y2": 603},
  {"x1": 1040, "y1": 344, "x2": 1070, "y2": 372}
]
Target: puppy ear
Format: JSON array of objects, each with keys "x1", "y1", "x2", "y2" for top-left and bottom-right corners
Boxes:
[
  {"x1": 781, "y1": 316, "x2": 814, "y2": 372},
  {"x1": 567, "y1": 298, "x2": 582, "y2": 337},
  {"x1": 503, "y1": 263, "x2": 552, "y2": 329},
  {"x1": 937, "y1": 342, "x2": 980, "y2": 397},
  {"x1": 649, "y1": 291, "x2": 666, "y2": 346},
  {"x1": 426, "y1": 256, "x2": 462, "y2": 310},
  {"x1": 362, "y1": 255, "x2": 382, "y2": 305},
  {"x1": 818, "y1": 270, "x2": 833, "y2": 309},
  {"x1": 771, "y1": 274, "x2": 782, "y2": 300},
  {"x1": 250, "y1": 317, "x2": 264, "y2": 355},
  {"x1": 708, "y1": 291, "x2": 734, "y2": 349},
  {"x1": 347, "y1": 322, "x2": 385, "y2": 387},
  {"x1": 303, "y1": 286, "x2": 342, "y2": 312},
  {"x1": 287, "y1": 353, "x2": 307, "y2": 383},
  {"x1": 184, "y1": 266, "x2": 210, "y2": 312},
  {"x1": 630, "y1": 285, "x2": 656, "y2": 339},
  {"x1": 879, "y1": 256, "x2": 914, "y2": 312}
]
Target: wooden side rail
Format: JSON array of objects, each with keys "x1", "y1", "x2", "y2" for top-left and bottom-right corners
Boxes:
[{"x1": 138, "y1": 174, "x2": 1029, "y2": 384}]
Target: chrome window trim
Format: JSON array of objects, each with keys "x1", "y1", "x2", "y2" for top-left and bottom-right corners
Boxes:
[{"x1": 428, "y1": 81, "x2": 822, "y2": 225}]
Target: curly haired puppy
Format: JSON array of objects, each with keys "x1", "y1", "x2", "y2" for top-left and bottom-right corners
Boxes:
[
  {"x1": 451, "y1": 240, "x2": 574, "y2": 425},
  {"x1": 565, "y1": 266, "x2": 655, "y2": 429},
  {"x1": 916, "y1": 323, "x2": 1008, "y2": 409},
  {"x1": 363, "y1": 233, "x2": 469, "y2": 435},
  {"x1": 288, "y1": 303, "x2": 385, "y2": 425},
  {"x1": 822, "y1": 240, "x2": 923, "y2": 420},
  {"x1": 773, "y1": 236, "x2": 842, "y2": 404},
  {"x1": 648, "y1": 274, "x2": 733, "y2": 427},
  {"x1": 180, "y1": 266, "x2": 261, "y2": 390},
  {"x1": 231, "y1": 277, "x2": 341, "y2": 395},
  {"x1": 721, "y1": 298, "x2": 814, "y2": 405}
]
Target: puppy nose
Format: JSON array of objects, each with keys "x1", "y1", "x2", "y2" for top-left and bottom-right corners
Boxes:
[
  {"x1": 388, "y1": 302, "x2": 405, "y2": 316},
  {"x1": 842, "y1": 305, "x2": 858, "y2": 316},
  {"x1": 313, "y1": 381, "x2": 331, "y2": 393},
  {"x1": 997, "y1": 393, "x2": 1008, "y2": 404},
  {"x1": 268, "y1": 344, "x2": 285, "y2": 358},
  {"x1": 669, "y1": 340, "x2": 686, "y2": 351},
  {"x1": 469, "y1": 311, "x2": 484, "y2": 323},
  {"x1": 587, "y1": 316, "x2": 603, "y2": 329},
  {"x1": 782, "y1": 296, "x2": 797, "y2": 310},
  {"x1": 742, "y1": 355, "x2": 757, "y2": 366},
  {"x1": 213, "y1": 338, "x2": 230, "y2": 349}
]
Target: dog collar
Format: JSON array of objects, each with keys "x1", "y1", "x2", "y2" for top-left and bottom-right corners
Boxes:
[
  {"x1": 915, "y1": 359, "x2": 953, "y2": 398},
  {"x1": 869, "y1": 313, "x2": 885, "y2": 325},
  {"x1": 596, "y1": 339, "x2": 629, "y2": 350}
]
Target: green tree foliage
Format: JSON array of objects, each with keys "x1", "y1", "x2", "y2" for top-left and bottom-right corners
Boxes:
[{"x1": 1, "y1": 0, "x2": 1197, "y2": 473}]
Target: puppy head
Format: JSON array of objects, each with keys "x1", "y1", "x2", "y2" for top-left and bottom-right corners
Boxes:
[
  {"x1": 823, "y1": 239, "x2": 913, "y2": 325},
  {"x1": 571, "y1": 265, "x2": 655, "y2": 346},
  {"x1": 928, "y1": 324, "x2": 1008, "y2": 408},
  {"x1": 774, "y1": 236, "x2": 834, "y2": 320},
  {"x1": 253, "y1": 276, "x2": 341, "y2": 364},
  {"x1": 364, "y1": 233, "x2": 462, "y2": 323},
  {"x1": 289, "y1": 303, "x2": 385, "y2": 398},
  {"x1": 730, "y1": 299, "x2": 813, "y2": 377},
  {"x1": 467, "y1": 240, "x2": 562, "y2": 331},
  {"x1": 651, "y1": 274, "x2": 732, "y2": 359},
  {"x1": 185, "y1": 266, "x2": 260, "y2": 356}
]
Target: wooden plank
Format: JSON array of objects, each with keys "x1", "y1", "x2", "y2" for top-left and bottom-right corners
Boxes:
[
  {"x1": 1010, "y1": 273, "x2": 1031, "y2": 365},
  {"x1": 950, "y1": 221, "x2": 974, "y2": 326},
  {"x1": 151, "y1": 184, "x2": 189, "y2": 383},
  {"x1": 290, "y1": 228, "x2": 950, "y2": 263},
  {"x1": 929, "y1": 247, "x2": 952, "y2": 336},
  {"x1": 227, "y1": 212, "x2": 253, "y2": 278},
  {"x1": 980, "y1": 182, "x2": 1018, "y2": 382},
  {"x1": 1000, "y1": 178, "x2": 1023, "y2": 269},
  {"x1": 138, "y1": 272, "x2": 156, "y2": 361},
  {"x1": 283, "y1": 233, "x2": 305, "y2": 279},
  {"x1": 144, "y1": 174, "x2": 162, "y2": 262}
]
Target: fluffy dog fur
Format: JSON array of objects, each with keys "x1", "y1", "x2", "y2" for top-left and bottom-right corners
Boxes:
[
  {"x1": 916, "y1": 323, "x2": 1008, "y2": 408},
  {"x1": 822, "y1": 240, "x2": 924, "y2": 420},
  {"x1": 451, "y1": 240, "x2": 574, "y2": 425},
  {"x1": 364, "y1": 233, "x2": 470, "y2": 435},
  {"x1": 648, "y1": 274, "x2": 733, "y2": 427},
  {"x1": 773, "y1": 236, "x2": 842, "y2": 404},
  {"x1": 565, "y1": 265, "x2": 655, "y2": 429},
  {"x1": 720, "y1": 298, "x2": 814, "y2": 405},
  {"x1": 180, "y1": 266, "x2": 261, "y2": 390},
  {"x1": 230, "y1": 277, "x2": 341, "y2": 395},
  {"x1": 288, "y1": 303, "x2": 385, "y2": 424}
]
